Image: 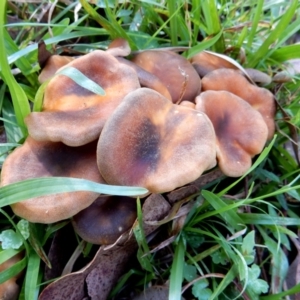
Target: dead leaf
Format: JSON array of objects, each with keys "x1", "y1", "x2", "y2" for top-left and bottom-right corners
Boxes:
[{"x1": 38, "y1": 40, "x2": 52, "y2": 69}]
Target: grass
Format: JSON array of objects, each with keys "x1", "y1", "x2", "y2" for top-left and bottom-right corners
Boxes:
[{"x1": 0, "y1": 0, "x2": 299, "y2": 299}]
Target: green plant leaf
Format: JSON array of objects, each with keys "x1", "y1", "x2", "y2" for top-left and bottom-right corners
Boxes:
[
  {"x1": 192, "y1": 279, "x2": 212, "y2": 300},
  {"x1": 17, "y1": 219, "x2": 30, "y2": 240},
  {"x1": 0, "y1": 229, "x2": 23, "y2": 250},
  {"x1": 183, "y1": 263, "x2": 197, "y2": 282},
  {"x1": 247, "y1": 264, "x2": 269, "y2": 295},
  {"x1": 241, "y1": 231, "x2": 255, "y2": 265}
]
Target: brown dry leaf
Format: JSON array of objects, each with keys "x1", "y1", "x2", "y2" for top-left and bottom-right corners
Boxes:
[
  {"x1": 39, "y1": 194, "x2": 171, "y2": 300},
  {"x1": 38, "y1": 40, "x2": 52, "y2": 69}
]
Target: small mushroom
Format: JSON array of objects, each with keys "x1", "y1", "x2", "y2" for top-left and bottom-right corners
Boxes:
[
  {"x1": 106, "y1": 38, "x2": 131, "y2": 57},
  {"x1": 26, "y1": 50, "x2": 140, "y2": 146},
  {"x1": 244, "y1": 68, "x2": 272, "y2": 85},
  {"x1": 97, "y1": 88, "x2": 217, "y2": 193},
  {"x1": 190, "y1": 51, "x2": 238, "y2": 77},
  {"x1": 0, "y1": 137, "x2": 105, "y2": 223},
  {"x1": 201, "y1": 68, "x2": 276, "y2": 139},
  {"x1": 131, "y1": 50, "x2": 201, "y2": 103},
  {"x1": 195, "y1": 90, "x2": 269, "y2": 177},
  {"x1": 72, "y1": 195, "x2": 137, "y2": 245}
]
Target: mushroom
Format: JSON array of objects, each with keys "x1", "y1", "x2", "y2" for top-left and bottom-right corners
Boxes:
[
  {"x1": 116, "y1": 57, "x2": 172, "y2": 101},
  {"x1": 244, "y1": 68, "x2": 272, "y2": 85},
  {"x1": 195, "y1": 90, "x2": 269, "y2": 177},
  {"x1": 190, "y1": 51, "x2": 238, "y2": 77},
  {"x1": 105, "y1": 38, "x2": 131, "y2": 57},
  {"x1": 25, "y1": 50, "x2": 140, "y2": 147},
  {"x1": 0, "y1": 137, "x2": 105, "y2": 223},
  {"x1": 131, "y1": 50, "x2": 201, "y2": 103},
  {"x1": 72, "y1": 195, "x2": 137, "y2": 245},
  {"x1": 0, "y1": 252, "x2": 23, "y2": 300},
  {"x1": 97, "y1": 88, "x2": 217, "y2": 193},
  {"x1": 201, "y1": 68, "x2": 276, "y2": 139}
]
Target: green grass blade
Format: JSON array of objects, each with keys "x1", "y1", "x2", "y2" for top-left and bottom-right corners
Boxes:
[
  {"x1": 186, "y1": 30, "x2": 223, "y2": 59},
  {"x1": 208, "y1": 266, "x2": 236, "y2": 300},
  {"x1": 247, "y1": 0, "x2": 264, "y2": 48},
  {"x1": 0, "y1": 249, "x2": 23, "y2": 265},
  {"x1": 167, "y1": 0, "x2": 178, "y2": 46},
  {"x1": 0, "y1": 1, "x2": 30, "y2": 136},
  {"x1": 0, "y1": 256, "x2": 27, "y2": 284},
  {"x1": 249, "y1": 0, "x2": 298, "y2": 67},
  {"x1": 0, "y1": 177, "x2": 148, "y2": 208},
  {"x1": 201, "y1": 0, "x2": 225, "y2": 52},
  {"x1": 56, "y1": 67, "x2": 106, "y2": 96},
  {"x1": 270, "y1": 44, "x2": 300, "y2": 62},
  {"x1": 237, "y1": 213, "x2": 300, "y2": 226},
  {"x1": 202, "y1": 191, "x2": 244, "y2": 230},
  {"x1": 24, "y1": 250, "x2": 40, "y2": 300},
  {"x1": 169, "y1": 237, "x2": 185, "y2": 300},
  {"x1": 261, "y1": 282, "x2": 300, "y2": 299}
]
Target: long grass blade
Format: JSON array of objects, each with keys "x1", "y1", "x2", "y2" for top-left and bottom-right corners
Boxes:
[{"x1": 0, "y1": 177, "x2": 148, "y2": 208}]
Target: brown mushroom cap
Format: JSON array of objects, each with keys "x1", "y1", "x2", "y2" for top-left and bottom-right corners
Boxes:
[
  {"x1": 131, "y1": 50, "x2": 201, "y2": 103},
  {"x1": 0, "y1": 137, "x2": 105, "y2": 223},
  {"x1": 190, "y1": 51, "x2": 238, "y2": 77},
  {"x1": 72, "y1": 195, "x2": 137, "y2": 245},
  {"x1": 26, "y1": 50, "x2": 140, "y2": 146},
  {"x1": 38, "y1": 55, "x2": 75, "y2": 83},
  {"x1": 116, "y1": 57, "x2": 172, "y2": 101},
  {"x1": 97, "y1": 88, "x2": 217, "y2": 193},
  {"x1": 201, "y1": 68, "x2": 276, "y2": 139},
  {"x1": 195, "y1": 90, "x2": 269, "y2": 177}
]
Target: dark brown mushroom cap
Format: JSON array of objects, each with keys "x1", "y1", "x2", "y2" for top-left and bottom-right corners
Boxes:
[
  {"x1": 97, "y1": 88, "x2": 217, "y2": 193},
  {"x1": 195, "y1": 90, "x2": 269, "y2": 177},
  {"x1": 201, "y1": 68, "x2": 276, "y2": 139},
  {"x1": 26, "y1": 50, "x2": 140, "y2": 147},
  {"x1": 190, "y1": 51, "x2": 238, "y2": 77},
  {"x1": 0, "y1": 137, "x2": 105, "y2": 223},
  {"x1": 38, "y1": 55, "x2": 74, "y2": 83},
  {"x1": 131, "y1": 50, "x2": 201, "y2": 103},
  {"x1": 72, "y1": 195, "x2": 137, "y2": 245}
]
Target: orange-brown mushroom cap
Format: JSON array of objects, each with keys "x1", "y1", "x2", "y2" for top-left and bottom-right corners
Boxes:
[
  {"x1": 201, "y1": 68, "x2": 276, "y2": 139},
  {"x1": 72, "y1": 195, "x2": 137, "y2": 245},
  {"x1": 97, "y1": 88, "x2": 217, "y2": 193},
  {"x1": 26, "y1": 50, "x2": 140, "y2": 147},
  {"x1": 131, "y1": 50, "x2": 201, "y2": 103},
  {"x1": 190, "y1": 51, "x2": 238, "y2": 77},
  {"x1": 0, "y1": 137, "x2": 105, "y2": 223},
  {"x1": 195, "y1": 90, "x2": 269, "y2": 177}
]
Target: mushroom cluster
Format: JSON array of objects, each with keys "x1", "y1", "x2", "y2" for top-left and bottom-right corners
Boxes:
[{"x1": 0, "y1": 39, "x2": 276, "y2": 244}]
